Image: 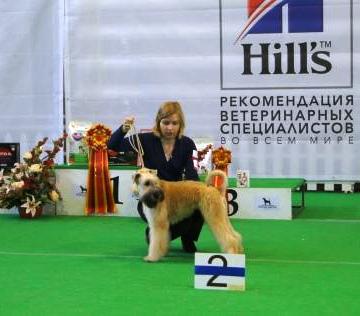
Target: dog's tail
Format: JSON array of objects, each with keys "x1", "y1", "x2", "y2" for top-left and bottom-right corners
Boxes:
[{"x1": 205, "y1": 169, "x2": 227, "y2": 196}]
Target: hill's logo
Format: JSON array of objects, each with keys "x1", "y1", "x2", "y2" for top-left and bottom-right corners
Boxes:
[
  {"x1": 236, "y1": 0, "x2": 323, "y2": 42},
  {"x1": 219, "y1": 0, "x2": 353, "y2": 89}
]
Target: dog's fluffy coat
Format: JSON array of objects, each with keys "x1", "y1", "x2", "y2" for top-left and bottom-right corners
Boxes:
[{"x1": 132, "y1": 168, "x2": 244, "y2": 262}]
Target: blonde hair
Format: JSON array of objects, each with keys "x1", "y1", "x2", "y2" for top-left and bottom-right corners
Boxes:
[{"x1": 152, "y1": 101, "x2": 185, "y2": 138}]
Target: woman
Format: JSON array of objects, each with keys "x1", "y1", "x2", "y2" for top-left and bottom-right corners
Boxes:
[{"x1": 108, "y1": 101, "x2": 204, "y2": 253}]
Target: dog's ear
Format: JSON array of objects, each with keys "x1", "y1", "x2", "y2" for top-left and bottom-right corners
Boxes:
[
  {"x1": 133, "y1": 172, "x2": 141, "y2": 185},
  {"x1": 140, "y1": 187, "x2": 164, "y2": 208}
]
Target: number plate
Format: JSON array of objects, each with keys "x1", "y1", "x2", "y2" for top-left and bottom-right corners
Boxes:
[{"x1": 194, "y1": 253, "x2": 246, "y2": 291}]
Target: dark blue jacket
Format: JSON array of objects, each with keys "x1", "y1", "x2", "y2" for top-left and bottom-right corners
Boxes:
[{"x1": 108, "y1": 126, "x2": 199, "y2": 181}]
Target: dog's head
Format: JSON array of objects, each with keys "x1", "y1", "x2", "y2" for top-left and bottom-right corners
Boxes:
[
  {"x1": 132, "y1": 168, "x2": 159, "y2": 196},
  {"x1": 132, "y1": 168, "x2": 164, "y2": 208}
]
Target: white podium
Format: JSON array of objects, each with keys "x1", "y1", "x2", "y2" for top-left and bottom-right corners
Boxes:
[{"x1": 44, "y1": 165, "x2": 305, "y2": 220}]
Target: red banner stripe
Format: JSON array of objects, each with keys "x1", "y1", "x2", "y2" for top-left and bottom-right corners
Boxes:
[{"x1": 85, "y1": 149, "x2": 116, "y2": 215}]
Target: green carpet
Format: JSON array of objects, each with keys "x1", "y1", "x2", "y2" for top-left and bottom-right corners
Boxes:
[
  {"x1": 297, "y1": 192, "x2": 360, "y2": 219},
  {"x1": 0, "y1": 192, "x2": 360, "y2": 315}
]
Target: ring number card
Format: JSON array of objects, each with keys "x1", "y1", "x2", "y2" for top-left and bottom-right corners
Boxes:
[
  {"x1": 194, "y1": 253, "x2": 245, "y2": 291},
  {"x1": 0, "y1": 143, "x2": 20, "y2": 173}
]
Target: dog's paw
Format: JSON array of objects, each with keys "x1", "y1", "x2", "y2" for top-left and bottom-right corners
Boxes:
[{"x1": 143, "y1": 255, "x2": 159, "y2": 262}]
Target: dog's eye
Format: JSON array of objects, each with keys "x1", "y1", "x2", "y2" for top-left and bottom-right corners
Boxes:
[{"x1": 144, "y1": 180, "x2": 151, "y2": 186}]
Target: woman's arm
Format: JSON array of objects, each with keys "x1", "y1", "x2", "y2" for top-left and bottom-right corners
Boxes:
[
  {"x1": 107, "y1": 126, "x2": 133, "y2": 152},
  {"x1": 108, "y1": 116, "x2": 135, "y2": 152},
  {"x1": 183, "y1": 138, "x2": 199, "y2": 181}
]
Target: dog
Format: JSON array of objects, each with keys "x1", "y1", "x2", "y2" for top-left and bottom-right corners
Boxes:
[
  {"x1": 79, "y1": 185, "x2": 87, "y2": 193},
  {"x1": 262, "y1": 198, "x2": 271, "y2": 206},
  {"x1": 132, "y1": 168, "x2": 244, "y2": 262}
]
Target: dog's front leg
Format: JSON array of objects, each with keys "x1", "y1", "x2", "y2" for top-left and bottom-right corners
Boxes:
[{"x1": 144, "y1": 207, "x2": 169, "y2": 262}]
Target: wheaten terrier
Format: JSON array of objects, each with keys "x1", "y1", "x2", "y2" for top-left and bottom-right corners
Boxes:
[{"x1": 132, "y1": 168, "x2": 244, "y2": 262}]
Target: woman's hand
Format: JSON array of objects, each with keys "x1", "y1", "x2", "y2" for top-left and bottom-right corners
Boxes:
[{"x1": 122, "y1": 116, "x2": 135, "y2": 133}]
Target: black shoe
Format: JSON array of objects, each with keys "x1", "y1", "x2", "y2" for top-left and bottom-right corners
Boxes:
[
  {"x1": 181, "y1": 236, "x2": 197, "y2": 253},
  {"x1": 145, "y1": 227, "x2": 150, "y2": 245}
]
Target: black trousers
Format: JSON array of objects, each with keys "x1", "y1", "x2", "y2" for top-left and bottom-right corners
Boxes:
[{"x1": 137, "y1": 202, "x2": 204, "y2": 241}]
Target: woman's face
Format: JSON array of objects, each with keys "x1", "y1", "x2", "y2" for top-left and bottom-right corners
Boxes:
[{"x1": 159, "y1": 113, "x2": 180, "y2": 141}]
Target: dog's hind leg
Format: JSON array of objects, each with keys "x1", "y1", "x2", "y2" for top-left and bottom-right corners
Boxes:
[
  {"x1": 201, "y1": 199, "x2": 244, "y2": 254},
  {"x1": 144, "y1": 206, "x2": 170, "y2": 262}
]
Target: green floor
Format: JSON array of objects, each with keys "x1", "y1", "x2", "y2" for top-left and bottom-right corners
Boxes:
[{"x1": 0, "y1": 192, "x2": 360, "y2": 315}]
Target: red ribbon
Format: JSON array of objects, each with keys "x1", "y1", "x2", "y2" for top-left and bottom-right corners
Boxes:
[
  {"x1": 212, "y1": 175, "x2": 224, "y2": 188},
  {"x1": 85, "y1": 124, "x2": 115, "y2": 215},
  {"x1": 212, "y1": 146, "x2": 232, "y2": 175}
]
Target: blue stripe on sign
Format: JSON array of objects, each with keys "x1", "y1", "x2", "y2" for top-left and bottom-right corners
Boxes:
[{"x1": 195, "y1": 265, "x2": 245, "y2": 277}]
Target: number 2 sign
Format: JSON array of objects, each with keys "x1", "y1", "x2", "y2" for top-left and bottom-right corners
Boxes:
[{"x1": 194, "y1": 253, "x2": 246, "y2": 291}]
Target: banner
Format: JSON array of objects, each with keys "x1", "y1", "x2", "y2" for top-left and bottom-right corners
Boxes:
[
  {"x1": 0, "y1": 0, "x2": 64, "y2": 159},
  {"x1": 64, "y1": 0, "x2": 360, "y2": 180}
]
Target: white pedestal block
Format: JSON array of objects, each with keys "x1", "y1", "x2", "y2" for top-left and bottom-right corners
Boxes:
[
  {"x1": 5, "y1": 168, "x2": 293, "y2": 220},
  {"x1": 227, "y1": 188, "x2": 292, "y2": 220},
  {"x1": 55, "y1": 168, "x2": 138, "y2": 216}
]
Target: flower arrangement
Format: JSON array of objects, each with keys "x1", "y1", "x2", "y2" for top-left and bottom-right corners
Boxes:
[{"x1": 0, "y1": 135, "x2": 66, "y2": 217}]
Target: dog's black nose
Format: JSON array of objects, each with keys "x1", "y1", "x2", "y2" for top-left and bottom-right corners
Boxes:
[{"x1": 140, "y1": 187, "x2": 164, "y2": 208}]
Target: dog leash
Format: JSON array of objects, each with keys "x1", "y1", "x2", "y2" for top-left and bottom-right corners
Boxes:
[{"x1": 127, "y1": 123, "x2": 145, "y2": 168}]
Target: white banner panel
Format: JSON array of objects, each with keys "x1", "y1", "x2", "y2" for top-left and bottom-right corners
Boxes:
[
  {"x1": 228, "y1": 188, "x2": 292, "y2": 220},
  {"x1": 0, "y1": 0, "x2": 64, "y2": 158},
  {"x1": 64, "y1": 0, "x2": 360, "y2": 180},
  {"x1": 24, "y1": 168, "x2": 291, "y2": 220},
  {"x1": 54, "y1": 168, "x2": 138, "y2": 216}
]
